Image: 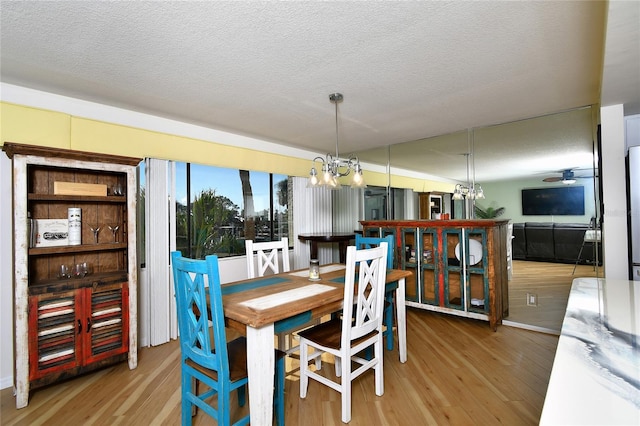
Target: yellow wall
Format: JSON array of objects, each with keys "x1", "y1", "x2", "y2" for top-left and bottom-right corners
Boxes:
[
  {"x1": 1, "y1": 103, "x2": 71, "y2": 148},
  {"x1": 1, "y1": 101, "x2": 452, "y2": 192}
]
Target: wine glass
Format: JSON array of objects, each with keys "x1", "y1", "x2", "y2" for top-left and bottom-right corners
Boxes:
[
  {"x1": 89, "y1": 224, "x2": 101, "y2": 244},
  {"x1": 82, "y1": 262, "x2": 92, "y2": 276},
  {"x1": 108, "y1": 223, "x2": 120, "y2": 243},
  {"x1": 58, "y1": 264, "x2": 71, "y2": 279},
  {"x1": 73, "y1": 263, "x2": 88, "y2": 278},
  {"x1": 112, "y1": 183, "x2": 124, "y2": 196}
]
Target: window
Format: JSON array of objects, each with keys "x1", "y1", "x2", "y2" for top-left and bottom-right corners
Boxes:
[{"x1": 175, "y1": 162, "x2": 289, "y2": 259}]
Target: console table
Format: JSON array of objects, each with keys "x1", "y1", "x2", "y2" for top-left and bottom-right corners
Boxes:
[
  {"x1": 360, "y1": 219, "x2": 509, "y2": 330},
  {"x1": 297, "y1": 233, "x2": 355, "y2": 263}
]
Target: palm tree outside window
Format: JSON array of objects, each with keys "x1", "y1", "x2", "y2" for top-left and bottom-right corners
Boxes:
[{"x1": 175, "y1": 162, "x2": 289, "y2": 259}]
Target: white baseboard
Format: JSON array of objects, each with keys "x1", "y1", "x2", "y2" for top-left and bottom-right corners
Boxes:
[
  {"x1": 0, "y1": 375, "x2": 14, "y2": 390},
  {"x1": 502, "y1": 319, "x2": 560, "y2": 336}
]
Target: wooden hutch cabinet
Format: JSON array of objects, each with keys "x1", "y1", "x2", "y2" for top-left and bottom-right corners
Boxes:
[
  {"x1": 3, "y1": 143, "x2": 140, "y2": 408},
  {"x1": 361, "y1": 219, "x2": 509, "y2": 330}
]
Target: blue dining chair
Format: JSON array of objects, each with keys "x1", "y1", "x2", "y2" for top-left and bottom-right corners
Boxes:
[
  {"x1": 171, "y1": 251, "x2": 285, "y2": 426},
  {"x1": 354, "y1": 234, "x2": 397, "y2": 351}
]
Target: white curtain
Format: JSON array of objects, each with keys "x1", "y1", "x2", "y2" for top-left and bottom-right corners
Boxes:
[
  {"x1": 291, "y1": 177, "x2": 333, "y2": 269},
  {"x1": 144, "y1": 158, "x2": 176, "y2": 345}
]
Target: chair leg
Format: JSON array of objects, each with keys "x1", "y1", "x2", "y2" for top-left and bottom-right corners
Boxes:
[
  {"x1": 299, "y1": 340, "x2": 309, "y2": 398},
  {"x1": 302, "y1": 347, "x2": 323, "y2": 370},
  {"x1": 191, "y1": 377, "x2": 199, "y2": 417},
  {"x1": 385, "y1": 294, "x2": 395, "y2": 351},
  {"x1": 374, "y1": 338, "x2": 384, "y2": 397},
  {"x1": 572, "y1": 238, "x2": 587, "y2": 275},
  {"x1": 275, "y1": 355, "x2": 285, "y2": 426},
  {"x1": 335, "y1": 355, "x2": 342, "y2": 377},
  {"x1": 237, "y1": 384, "x2": 246, "y2": 407},
  {"x1": 340, "y1": 354, "x2": 352, "y2": 423},
  {"x1": 218, "y1": 382, "x2": 232, "y2": 426},
  {"x1": 277, "y1": 332, "x2": 289, "y2": 351},
  {"x1": 182, "y1": 371, "x2": 194, "y2": 425}
]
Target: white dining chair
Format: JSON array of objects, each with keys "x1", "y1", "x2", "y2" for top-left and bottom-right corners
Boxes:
[
  {"x1": 298, "y1": 242, "x2": 389, "y2": 423},
  {"x1": 245, "y1": 237, "x2": 290, "y2": 278},
  {"x1": 245, "y1": 237, "x2": 299, "y2": 353}
]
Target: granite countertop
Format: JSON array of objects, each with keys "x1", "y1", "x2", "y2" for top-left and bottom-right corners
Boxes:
[{"x1": 540, "y1": 277, "x2": 640, "y2": 425}]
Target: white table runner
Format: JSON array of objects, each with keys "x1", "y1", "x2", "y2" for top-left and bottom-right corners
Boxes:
[{"x1": 240, "y1": 284, "x2": 337, "y2": 310}]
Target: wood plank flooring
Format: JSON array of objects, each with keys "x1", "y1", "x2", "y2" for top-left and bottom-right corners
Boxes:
[
  {"x1": 1, "y1": 309, "x2": 558, "y2": 425},
  {"x1": 506, "y1": 260, "x2": 600, "y2": 332}
]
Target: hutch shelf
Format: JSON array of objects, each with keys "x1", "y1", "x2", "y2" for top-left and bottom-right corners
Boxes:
[
  {"x1": 360, "y1": 219, "x2": 509, "y2": 330},
  {"x1": 3, "y1": 142, "x2": 141, "y2": 408}
]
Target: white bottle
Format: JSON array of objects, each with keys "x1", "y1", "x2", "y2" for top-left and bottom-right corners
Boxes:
[{"x1": 68, "y1": 208, "x2": 81, "y2": 245}]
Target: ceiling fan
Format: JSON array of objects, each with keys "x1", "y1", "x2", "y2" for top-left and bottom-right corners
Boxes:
[{"x1": 542, "y1": 168, "x2": 595, "y2": 184}]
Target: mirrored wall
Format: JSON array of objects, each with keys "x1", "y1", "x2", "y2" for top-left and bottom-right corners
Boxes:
[
  {"x1": 357, "y1": 107, "x2": 598, "y2": 221},
  {"x1": 352, "y1": 106, "x2": 601, "y2": 332}
]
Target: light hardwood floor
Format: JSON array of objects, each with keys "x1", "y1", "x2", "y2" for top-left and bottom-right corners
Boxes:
[
  {"x1": 506, "y1": 260, "x2": 600, "y2": 332},
  {"x1": 1, "y1": 308, "x2": 558, "y2": 425}
]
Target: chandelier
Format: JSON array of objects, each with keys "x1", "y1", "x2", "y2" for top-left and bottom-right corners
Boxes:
[
  {"x1": 308, "y1": 93, "x2": 366, "y2": 189},
  {"x1": 452, "y1": 152, "x2": 485, "y2": 200},
  {"x1": 452, "y1": 183, "x2": 484, "y2": 200}
]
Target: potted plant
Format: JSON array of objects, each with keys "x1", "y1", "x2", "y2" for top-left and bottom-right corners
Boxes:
[{"x1": 474, "y1": 204, "x2": 505, "y2": 219}]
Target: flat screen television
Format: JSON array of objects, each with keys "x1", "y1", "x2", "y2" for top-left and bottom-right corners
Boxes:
[{"x1": 522, "y1": 186, "x2": 585, "y2": 215}]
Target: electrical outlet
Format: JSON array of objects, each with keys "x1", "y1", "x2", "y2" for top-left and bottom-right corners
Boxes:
[{"x1": 526, "y1": 292, "x2": 538, "y2": 307}]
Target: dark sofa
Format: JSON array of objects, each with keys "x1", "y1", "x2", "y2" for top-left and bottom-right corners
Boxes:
[
  {"x1": 512, "y1": 222, "x2": 601, "y2": 265},
  {"x1": 525, "y1": 222, "x2": 555, "y2": 260}
]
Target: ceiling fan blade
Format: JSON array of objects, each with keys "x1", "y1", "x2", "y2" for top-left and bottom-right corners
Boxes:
[{"x1": 543, "y1": 177, "x2": 562, "y2": 182}]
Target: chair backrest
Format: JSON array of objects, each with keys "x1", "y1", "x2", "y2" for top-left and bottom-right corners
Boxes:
[
  {"x1": 341, "y1": 243, "x2": 389, "y2": 346},
  {"x1": 245, "y1": 237, "x2": 290, "y2": 278},
  {"x1": 355, "y1": 234, "x2": 395, "y2": 270},
  {"x1": 171, "y1": 251, "x2": 229, "y2": 377}
]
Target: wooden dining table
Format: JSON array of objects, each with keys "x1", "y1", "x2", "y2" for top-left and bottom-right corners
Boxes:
[{"x1": 221, "y1": 263, "x2": 411, "y2": 425}]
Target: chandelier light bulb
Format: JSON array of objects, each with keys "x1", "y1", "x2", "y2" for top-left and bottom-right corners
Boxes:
[
  {"x1": 351, "y1": 170, "x2": 364, "y2": 187},
  {"x1": 322, "y1": 169, "x2": 333, "y2": 185},
  {"x1": 307, "y1": 167, "x2": 319, "y2": 187}
]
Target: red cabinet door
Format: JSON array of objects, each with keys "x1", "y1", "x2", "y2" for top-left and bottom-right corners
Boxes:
[
  {"x1": 83, "y1": 282, "x2": 129, "y2": 364},
  {"x1": 28, "y1": 291, "x2": 83, "y2": 380},
  {"x1": 29, "y1": 282, "x2": 129, "y2": 380}
]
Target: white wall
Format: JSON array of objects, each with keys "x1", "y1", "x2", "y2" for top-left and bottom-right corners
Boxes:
[
  {"x1": 0, "y1": 153, "x2": 13, "y2": 389},
  {"x1": 601, "y1": 104, "x2": 629, "y2": 279},
  {"x1": 627, "y1": 114, "x2": 640, "y2": 148}
]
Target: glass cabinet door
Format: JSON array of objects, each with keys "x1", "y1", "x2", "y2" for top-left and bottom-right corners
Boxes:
[
  {"x1": 443, "y1": 228, "x2": 464, "y2": 309},
  {"x1": 401, "y1": 228, "x2": 419, "y2": 302},
  {"x1": 419, "y1": 227, "x2": 438, "y2": 305},
  {"x1": 465, "y1": 229, "x2": 489, "y2": 313}
]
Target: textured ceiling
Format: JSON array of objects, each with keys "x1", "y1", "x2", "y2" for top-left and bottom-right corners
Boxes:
[{"x1": 1, "y1": 1, "x2": 638, "y2": 182}]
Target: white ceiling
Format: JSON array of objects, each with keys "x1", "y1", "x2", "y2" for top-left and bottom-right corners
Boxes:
[{"x1": 1, "y1": 1, "x2": 638, "y2": 182}]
